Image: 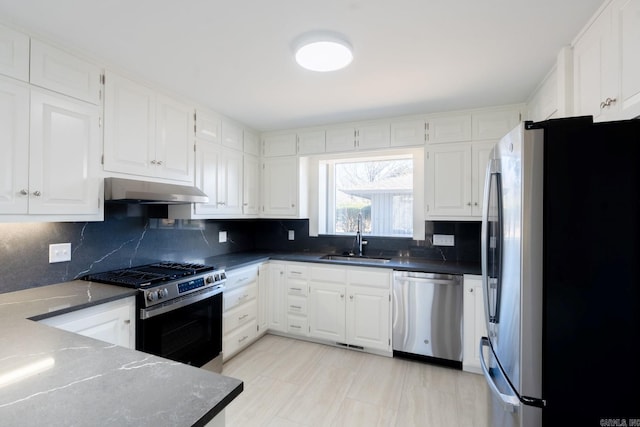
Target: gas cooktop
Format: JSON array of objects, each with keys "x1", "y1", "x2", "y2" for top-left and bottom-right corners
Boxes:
[{"x1": 84, "y1": 262, "x2": 215, "y2": 288}]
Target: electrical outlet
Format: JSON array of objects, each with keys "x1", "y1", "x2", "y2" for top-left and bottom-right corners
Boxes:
[
  {"x1": 218, "y1": 231, "x2": 227, "y2": 243},
  {"x1": 49, "y1": 243, "x2": 71, "y2": 263},
  {"x1": 433, "y1": 234, "x2": 455, "y2": 247},
  {"x1": 288, "y1": 230, "x2": 295, "y2": 240}
]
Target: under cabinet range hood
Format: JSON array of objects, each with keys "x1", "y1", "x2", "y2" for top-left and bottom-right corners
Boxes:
[{"x1": 104, "y1": 177, "x2": 208, "y2": 204}]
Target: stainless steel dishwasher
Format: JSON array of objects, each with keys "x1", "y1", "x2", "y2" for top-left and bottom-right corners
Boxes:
[{"x1": 392, "y1": 271, "x2": 463, "y2": 367}]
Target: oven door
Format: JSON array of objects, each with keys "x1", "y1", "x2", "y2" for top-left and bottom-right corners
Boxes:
[{"x1": 136, "y1": 288, "x2": 222, "y2": 368}]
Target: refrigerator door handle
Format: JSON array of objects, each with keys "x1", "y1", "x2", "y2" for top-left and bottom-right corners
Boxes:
[{"x1": 479, "y1": 337, "x2": 520, "y2": 413}]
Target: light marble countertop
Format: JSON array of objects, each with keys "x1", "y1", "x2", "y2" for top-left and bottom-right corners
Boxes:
[{"x1": 0, "y1": 281, "x2": 242, "y2": 427}]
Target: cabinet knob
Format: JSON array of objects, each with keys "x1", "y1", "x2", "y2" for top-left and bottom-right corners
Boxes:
[
  {"x1": 124, "y1": 319, "x2": 131, "y2": 324},
  {"x1": 340, "y1": 294, "x2": 344, "y2": 299},
  {"x1": 469, "y1": 288, "x2": 474, "y2": 293},
  {"x1": 150, "y1": 160, "x2": 157, "y2": 165},
  {"x1": 32, "y1": 191, "x2": 41, "y2": 197},
  {"x1": 19, "y1": 189, "x2": 28, "y2": 196},
  {"x1": 467, "y1": 202, "x2": 472, "y2": 206},
  {"x1": 474, "y1": 202, "x2": 478, "y2": 206},
  {"x1": 349, "y1": 295, "x2": 354, "y2": 300},
  {"x1": 157, "y1": 160, "x2": 163, "y2": 166}
]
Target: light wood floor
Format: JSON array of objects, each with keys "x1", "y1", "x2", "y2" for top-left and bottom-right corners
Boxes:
[{"x1": 218, "y1": 334, "x2": 489, "y2": 427}]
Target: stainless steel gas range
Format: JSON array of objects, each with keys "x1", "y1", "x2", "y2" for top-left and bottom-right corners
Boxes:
[{"x1": 85, "y1": 262, "x2": 226, "y2": 371}]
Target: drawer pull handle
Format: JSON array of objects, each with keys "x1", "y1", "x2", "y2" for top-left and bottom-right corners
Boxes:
[
  {"x1": 290, "y1": 287, "x2": 302, "y2": 291},
  {"x1": 290, "y1": 271, "x2": 303, "y2": 275},
  {"x1": 290, "y1": 305, "x2": 302, "y2": 310},
  {"x1": 290, "y1": 325, "x2": 301, "y2": 329},
  {"x1": 238, "y1": 294, "x2": 249, "y2": 300},
  {"x1": 238, "y1": 335, "x2": 249, "y2": 343},
  {"x1": 239, "y1": 314, "x2": 249, "y2": 321}
]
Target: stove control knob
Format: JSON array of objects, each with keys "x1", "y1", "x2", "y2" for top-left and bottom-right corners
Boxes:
[
  {"x1": 147, "y1": 291, "x2": 158, "y2": 302},
  {"x1": 220, "y1": 271, "x2": 227, "y2": 280},
  {"x1": 205, "y1": 275, "x2": 214, "y2": 284},
  {"x1": 158, "y1": 288, "x2": 168, "y2": 299}
]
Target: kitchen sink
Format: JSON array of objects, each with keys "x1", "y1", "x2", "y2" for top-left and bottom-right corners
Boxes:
[{"x1": 320, "y1": 254, "x2": 391, "y2": 264}]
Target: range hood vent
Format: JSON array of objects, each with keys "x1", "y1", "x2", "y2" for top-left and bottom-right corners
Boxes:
[{"x1": 104, "y1": 177, "x2": 208, "y2": 204}]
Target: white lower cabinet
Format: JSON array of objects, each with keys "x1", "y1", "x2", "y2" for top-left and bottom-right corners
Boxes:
[
  {"x1": 285, "y1": 263, "x2": 309, "y2": 337},
  {"x1": 463, "y1": 274, "x2": 487, "y2": 374},
  {"x1": 222, "y1": 264, "x2": 260, "y2": 361},
  {"x1": 39, "y1": 296, "x2": 135, "y2": 349},
  {"x1": 308, "y1": 264, "x2": 392, "y2": 355}
]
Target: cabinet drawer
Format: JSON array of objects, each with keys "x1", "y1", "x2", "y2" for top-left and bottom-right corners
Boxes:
[
  {"x1": 286, "y1": 263, "x2": 309, "y2": 279},
  {"x1": 287, "y1": 295, "x2": 307, "y2": 315},
  {"x1": 287, "y1": 281, "x2": 308, "y2": 296},
  {"x1": 223, "y1": 282, "x2": 257, "y2": 311},
  {"x1": 224, "y1": 320, "x2": 257, "y2": 360},
  {"x1": 225, "y1": 265, "x2": 259, "y2": 290},
  {"x1": 310, "y1": 266, "x2": 347, "y2": 283},
  {"x1": 287, "y1": 314, "x2": 308, "y2": 336},
  {"x1": 223, "y1": 299, "x2": 257, "y2": 334},
  {"x1": 347, "y1": 268, "x2": 391, "y2": 289}
]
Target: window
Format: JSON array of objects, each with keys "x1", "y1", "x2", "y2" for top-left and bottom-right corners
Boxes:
[{"x1": 319, "y1": 154, "x2": 414, "y2": 237}]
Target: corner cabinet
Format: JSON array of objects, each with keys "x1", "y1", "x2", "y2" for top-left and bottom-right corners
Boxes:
[
  {"x1": 261, "y1": 156, "x2": 299, "y2": 217},
  {"x1": 463, "y1": 275, "x2": 487, "y2": 374},
  {"x1": 103, "y1": 71, "x2": 194, "y2": 183},
  {"x1": 39, "y1": 296, "x2": 136, "y2": 349}
]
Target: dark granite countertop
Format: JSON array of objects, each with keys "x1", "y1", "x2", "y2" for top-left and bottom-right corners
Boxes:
[
  {"x1": 205, "y1": 250, "x2": 481, "y2": 276},
  {"x1": 0, "y1": 281, "x2": 242, "y2": 427}
]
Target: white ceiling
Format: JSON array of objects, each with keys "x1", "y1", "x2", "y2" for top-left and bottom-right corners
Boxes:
[{"x1": 0, "y1": 0, "x2": 604, "y2": 132}]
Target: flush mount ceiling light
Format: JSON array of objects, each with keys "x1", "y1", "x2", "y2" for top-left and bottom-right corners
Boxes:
[{"x1": 293, "y1": 31, "x2": 353, "y2": 72}]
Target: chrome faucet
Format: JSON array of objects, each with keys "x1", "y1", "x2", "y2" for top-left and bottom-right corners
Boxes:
[{"x1": 356, "y1": 213, "x2": 366, "y2": 256}]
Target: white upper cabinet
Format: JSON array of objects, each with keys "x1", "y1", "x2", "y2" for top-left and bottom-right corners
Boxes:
[
  {"x1": 243, "y1": 154, "x2": 259, "y2": 215},
  {"x1": 29, "y1": 88, "x2": 101, "y2": 215},
  {"x1": 0, "y1": 77, "x2": 30, "y2": 214},
  {"x1": 573, "y1": 0, "x2": 640, "y2": 121},
  {"x1": 297, "y1": 130, "x2": 326, "y2": 154},
  {"x1": 243, "y1": 130, "x2": 260, "y2": 156},
  {"x1": 390, "y1": 119, "x2": 426, "y2": 147},
  {"x1": 195, "y1": 108, "x2": 221, "y2": 143},
  {"x1": 426, "y1": 114, "x2": 471, "y2": 144},
  {"x1": 221, "y1": 118, "x2": 243, "y2": 150},
  {"x1": 614, "y1": 0, "x2": 640, "y2": 118},
  {"x1": 573, "y1": 5, "x2": 618, "y2": 121},
  {"x1": 0, "y1": 25, "x2": 29, "y2": 82},
  {"x1": 263, "y1": 133, "x2": 297, "y2": 157},
  {"x1": 325, "y1": 123, "x2": 390, "y2": 152},
  {"x1": 471, "y1": 108, "x2": 520, "y2": 141},
  {"x1": 103, "y1": 71, "x2": 194, "y2": 183},
  {"x1": 262, "y1": 156, "x2": 299, "y2": 217},
  {"x1": 30, "y1": 39, "x2": 102, "y2": 105}
]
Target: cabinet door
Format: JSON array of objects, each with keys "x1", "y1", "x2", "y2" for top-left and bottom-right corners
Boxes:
[
  {"x1": 308, "y1": 282, "x2": 346, "y2": 343},
  {"x1": 104, "y1": 72, "x2": 156, "y2": 177},
  {"x1": 258, "y1": 263, "x2": 269, "y2": 334},
  {"x1": 267, "y1": 263, "x2": 286, "y2": 332},
  {"x1": 243, "y1": 130, "x2": 260, "y2": 156},
  {"x1": 218, "y1": 147, "x2": 243, "y2": 215},
  {"x1": 463, "y1": 276, "x2": 487, "y2": 374},
  {"x1": 221, "y1": 119, "x2": 243, "y2": 150},
  {"x1": 243, "y1": 154, "x2": 259, "y2": 215},
  {"x1": 263, "y1": 133, "x2": 297, "y2": 157},
  {"x1": 325, "y1": 127, "x2": 355, "y2": 152},
  {"x1": 390, "y1": 119, "x2": 425, "y2": 147},
  {"x1": 426, "y1": 114, "x2": 472, "y2": 144},
  {"x1": 346, "y1": 285, "x2": 390, "y2": 351},
  {"x1": 573, "y1": 7, "x2": 618, "y2": 121},
  {"x1": 40, "y1": 297, "x2": 136, "y2": 349},
  {"x1": 297, "y1": 130, "x2": 326, "y2": 154},
  {"x1": 0, "y1": 25, "x2": 30, "y2": 81},
  {"x1": 357, "y1": 123, "x2": 390, "y2": 150},
  {"x1": 0, "y1": 77, "x2": 29, "y2": 214},
  {"x1": 426, "y1": 143, "x2": 472, "y2": 217},
  {"x1": 262, "y1": 156, "x2": 298, "y2": 216},
  {"x1": 193, "y1": 142, "x2": 220, "y2": 215},
  {"x1": 616, "y1": 0, "x2": 640, "y2": 118},
  {"x1": 155, "y1": 94, "x2": 194, "y2": 182},
  {"x1": 29, "y1": 89, "x2": 101, "y2": 215},
  {"x1": 30, "y1": 39, "x2": 102, "y2": 105},
  {"x1": 471, "y1": 109, "x2": 520, "y2": 141},
  {"x1": 195, "y1": 108, "x2": 220, "y2": 143},
  {"x1": 471, "y1": 141, "x2": 495, "y2": 217}
]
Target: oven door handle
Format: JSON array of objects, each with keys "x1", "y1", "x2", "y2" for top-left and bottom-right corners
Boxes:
[{"x1": 140, "y1": 286, "x2": 223, "y2": 319}]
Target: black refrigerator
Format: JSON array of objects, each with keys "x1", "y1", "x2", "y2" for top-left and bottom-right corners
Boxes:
[{"x1": 479, "y1": 116, "x2": 640, "y2": 426}]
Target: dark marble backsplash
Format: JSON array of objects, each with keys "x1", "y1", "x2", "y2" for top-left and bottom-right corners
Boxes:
[{"x1": 0, "y1": 204, "x2": 480, "y2": 293}]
